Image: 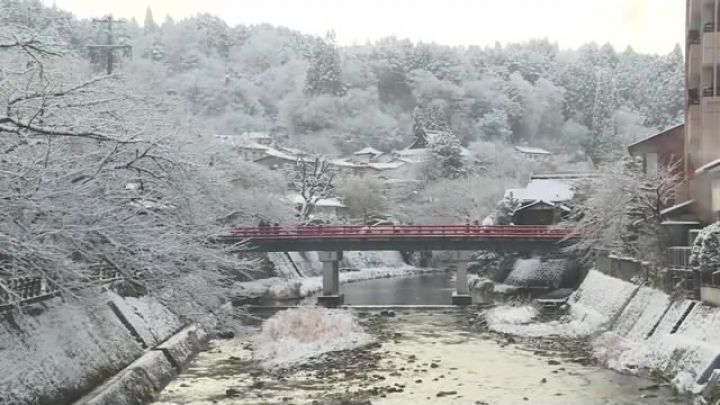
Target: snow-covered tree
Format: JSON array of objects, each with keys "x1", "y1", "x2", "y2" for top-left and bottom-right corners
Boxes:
[
  {"x1": 0, "y1": 25, "x2": 261, "y2": 296},
  {"x1": 495, "y1": 193, "x2": 522, "y2": 225},
  {"x1": 690, "y1": 222, "x2": 720, "y2": 274},
  {"x1": 429, "y1": 130, "x2": 464, "y2": 179},
  {"x1": 568, "y1": 157, "x2": 681, "y2": 268},
  {"x1": 304, "y1": 31, "x2": 346, "y2": 97},
  {"x1": 476, "y1": 109, "x2": 512, "y2": 141},
  {"x1": 291, "y1": 157, "x2": 336, "y2": 221},
  {"x1": 144, "y1": 7, "x2": 158, "y2": 34}
]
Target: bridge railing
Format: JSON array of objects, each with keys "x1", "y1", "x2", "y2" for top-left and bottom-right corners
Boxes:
[{"x1": 231, "y1": 225, "x2": 573, "y2": 239}]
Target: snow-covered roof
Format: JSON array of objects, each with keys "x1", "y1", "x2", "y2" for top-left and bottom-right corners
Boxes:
[
  {"x1": 531, "y1": 172, "x2": 598, "y2": 180},
  {"x1": 504, "y1": 179, "x2": 574, "y2": 203},
  {"x1": 368, "y1": 162, "x2": 406, "y2": 170},
  {"x1": 661, "y1": 220, "x2": 702, "y2": 226},
  {"x1": 695, "y1": 158, "x2": 720, "y2": 176},
  {"x1": 330, "y1": 159, "x2": 366, "y2": 168},
  {"x1": 514, "y1": 146, "x2": 552, "y2": 155},
  {"x1": 517, "y1": 200, "x2": 572, "y2": 212},
  {"x1": 660, "y1": 199, "x2": 696, "y2": 216},
  {"x1": 288, "y1": 194, "x2": 346, "y2": 208},
  {"x1": 382, "y1": 178, "x2": 422, "y2": 185},
  {"x1": 353, "y1": 147, "x2": 383, "y2": 156},
  {"x1": 237, "y1": 141, "x2": 271, "y2": 150},
  {"x1": 626, "y1": 123, "x2": 683, "y2": 150},
  {"x1": 261, "y1": 147, "x2": 298, "y2": 162}
]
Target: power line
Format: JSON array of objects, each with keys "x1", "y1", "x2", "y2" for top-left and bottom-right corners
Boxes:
[{"x1": 87, "y1": 15, "x2": 132, "y2": 75}]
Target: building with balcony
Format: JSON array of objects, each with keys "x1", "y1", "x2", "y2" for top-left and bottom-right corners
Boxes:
[{"x1": 684, "y1": 0, "x2": 720, "y2": 224}]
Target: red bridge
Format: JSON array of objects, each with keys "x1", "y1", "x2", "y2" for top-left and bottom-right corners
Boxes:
[{"x1": 220, "y1": 224, "x2": 574, "y2": 252}]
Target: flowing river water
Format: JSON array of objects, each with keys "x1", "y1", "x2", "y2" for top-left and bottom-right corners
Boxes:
[{"x1": 154, "y1": 273, "x2": 689, "y2": 405}]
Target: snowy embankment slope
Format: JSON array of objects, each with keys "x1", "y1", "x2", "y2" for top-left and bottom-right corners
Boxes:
[
  {"x1": 486, "y1": 269, "x2": 720, "y2": 395},
  {"x1": 234, "y1": 251, "x2": 437, "y2": 300}
]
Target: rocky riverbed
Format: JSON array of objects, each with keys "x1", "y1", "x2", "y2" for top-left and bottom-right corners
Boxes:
[{"x1": 153, "y1": 308, "x2": 690, "y2": 405}]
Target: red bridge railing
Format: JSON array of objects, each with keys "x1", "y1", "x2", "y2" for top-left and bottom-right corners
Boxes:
[{"x1": 231, "y1": 225, "x2": 573, "y2": 239}]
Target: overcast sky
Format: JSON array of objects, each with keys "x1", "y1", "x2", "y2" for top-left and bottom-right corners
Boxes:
[{"x1": 48, "y1": 0, "x2": 684, "y2": 54}]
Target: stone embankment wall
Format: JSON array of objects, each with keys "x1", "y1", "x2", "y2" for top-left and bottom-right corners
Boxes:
[
  {"x1": 574, "y1": 270, "x2": 720, "y2": 396},
  {"x1": 0, "y1": 290, "x2": 208, "y2": 405}
]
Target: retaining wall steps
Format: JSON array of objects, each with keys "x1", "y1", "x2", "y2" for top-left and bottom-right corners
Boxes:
[{"x1": 74, "y1": 324, "x2": 209, "y2": 405}]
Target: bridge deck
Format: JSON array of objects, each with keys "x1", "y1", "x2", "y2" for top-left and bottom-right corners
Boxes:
[{"x1": 220, "y1": 225, "x2": 574, "y2": 252}]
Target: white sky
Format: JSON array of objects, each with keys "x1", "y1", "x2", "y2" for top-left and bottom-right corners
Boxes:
[{"x1": 48, "y1": 0, "x2": 684, "y2": 54}]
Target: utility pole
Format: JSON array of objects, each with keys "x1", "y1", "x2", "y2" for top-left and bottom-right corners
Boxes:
[{"x1": 87, "y1": 15, "x2": 132, "y2": 75}]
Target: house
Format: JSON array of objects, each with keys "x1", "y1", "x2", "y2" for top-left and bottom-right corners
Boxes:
[
  {"x1": 504, "y1": 178, "x2": 575, "y2": 204},
  {"x1": 502, "y1": 177, "x2": 575, "y2": 226},
  {"x1": 253, "y1": 147, "x2": 299, "y2": 171},
  {"x1": 288, "y1": 194, "x2": 347, "y2": 218},
  {"x1": 513, "y1": 200, "x2": 571, "y2": 226},
  {"x1": 351, "y1": 147, "x2": 384, "y2": 163},
  {"x1": 514, "y1": 146, "x2": 553, "y2": 161}
]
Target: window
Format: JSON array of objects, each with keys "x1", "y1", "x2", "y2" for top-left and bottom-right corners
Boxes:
[
  {"x1": 712, "y1": 178, "x2": 720, "y2": 213},
  {"x1": 645, "y1": 153, "x2": 658, "y2": 176}
]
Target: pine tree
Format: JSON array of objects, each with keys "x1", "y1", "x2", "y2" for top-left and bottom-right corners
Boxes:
[
  {"x1": 144, "y1": 7, "x2": 157, "y2": 34},
  {"x1": 495, "y1": 193, "x2": 522, "y2": 225},
  {"x1": 304, "y1": 31, "x2": 347, "y2": 97},
  {"x1": 589, "y1": 68, "x2": 619, "y2": 163}
]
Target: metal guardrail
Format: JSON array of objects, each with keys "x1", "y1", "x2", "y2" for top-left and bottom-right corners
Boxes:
[
  {"x1": 230, "y1": 225, "x2": 574, "y2": 239},
  {"x1": 0, "y1": 269, "x2": 125, "y2": 311},
  {"x1": 0, "y1": 276, "x2": 59, "y2": 309},
  {"x1": 668, "y1": 246, "x2": 692, "y2": 270}
]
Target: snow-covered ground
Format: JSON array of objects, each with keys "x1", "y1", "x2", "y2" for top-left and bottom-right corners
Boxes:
[
  {"x1": 487, "y1": 270, "x2": 637, "y2": 338},
  {"x1": 485, "y1": 269, "x2": 720, "y2": 396},
  {"x1": 252, "y1": 307, "x2": 372, "y2": 368}
]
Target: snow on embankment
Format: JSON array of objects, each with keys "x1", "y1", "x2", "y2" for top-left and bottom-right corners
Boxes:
[
  {"x1": 0, "y1": 295, "x2": 144, "y2": 405},
  {"x1": 595, "y1": 296, "x2": 720, "y2": 394},
  {"x1": 487, "y1": 270, "x2": 638, "y2": 338},
  {"x1": 252, "y1": 307, "x2": 372, "y2": 368},
  {"x1": 504, "y1": 258, "x2": 568, "y2": 288},
  {"x1": 268, "y1": 251, "x2": 409, "y2": 279},
  {"x1": 487, "y1": 269, "x2": 720, "y2": 395},
  {"x1": 233, "y1": 265, "x2": 436, "y2": 301},
  {"x1": 242, "y1": 251, "x2": 432, "y2": 300}
]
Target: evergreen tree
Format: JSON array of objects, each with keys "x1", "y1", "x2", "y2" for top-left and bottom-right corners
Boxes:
[
  {"x1": 304, "y1": 31, "x2": 347, "y2": 97},
  {"x1": 589, "y1": 68, "x2": 619, "y2": 163},
  {"x1": 429, "y1": 130, "x2": 464, "y2": 179},
  {"x1": 495, "y1": 193, "x2": 522, "y2": 225},
  {"x1": 690, "y1": 222, "x2": 720, "y2": 273},
  {"x1": 144, "y1": 7, "x2": 157, "y2": 34}
]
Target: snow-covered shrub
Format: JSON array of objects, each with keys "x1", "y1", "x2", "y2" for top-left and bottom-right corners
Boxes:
[
  {"x1": 690, "y1": 221, "x2": 720, "y2": 273},
  {"x1": 252, "y1": 308, "x2": 372, "y2": 368}
]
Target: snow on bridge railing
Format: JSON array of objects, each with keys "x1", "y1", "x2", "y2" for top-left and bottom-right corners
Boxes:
[{"x1": 230, "y1": 224, "x2": 574, "y2": 239}]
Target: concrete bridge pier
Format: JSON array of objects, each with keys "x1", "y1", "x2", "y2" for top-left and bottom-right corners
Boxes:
[
  {"x1": 317, "y1": 251, "x2": 344, "y2": 307},
  {"x1": 449, "y1": 251, "x2": 472, "y2": 306}
]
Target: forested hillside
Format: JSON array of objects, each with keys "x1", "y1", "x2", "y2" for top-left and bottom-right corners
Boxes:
[{"x1": 6, "y1": 1, "x2": 684, "y2": 162}]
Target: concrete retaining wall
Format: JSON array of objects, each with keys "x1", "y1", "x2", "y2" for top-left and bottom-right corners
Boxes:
[
  {"x1": 598, "y1": 272, "x2": 720, "y2": 393},
  {"x1": 0, "y1": 295, "x2": 144, "y2": 405},
  {"x1": 1, "y1": 288, "x2": 200, "y2": 405},
  {"x1": 75, "y1": 324, "x2": 209, "y2": 405}
]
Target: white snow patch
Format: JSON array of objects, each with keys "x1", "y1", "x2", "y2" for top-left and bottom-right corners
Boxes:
[
  {"x1": 252, "y1": 307, "x2": 372, "y2": 368},
  {"x1": 504, "y1": 258, "x2": 567, "y2": 288},
  {"x1": 487, "y1": 270, "x2": 637, "y2": 338},
  {"x1": 486, "y1": 305, "x2": 538, "y2": 326}
]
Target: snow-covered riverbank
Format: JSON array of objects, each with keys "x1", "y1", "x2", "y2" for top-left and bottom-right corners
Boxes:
[
  {"x1": 233, "y1": 250, "x2": 438, "y2": 301},
  {"x1": 485, "y1": 270, "x2": 720, "y2": 398}
]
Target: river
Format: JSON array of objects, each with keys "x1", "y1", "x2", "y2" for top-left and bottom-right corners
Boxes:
[{"x1": 153, "y1": 274, "x2": 688, "y2": 405}]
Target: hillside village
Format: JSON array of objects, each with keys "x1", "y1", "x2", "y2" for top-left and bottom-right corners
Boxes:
[{"x1": 219, "y1": 130, "x2": 571, "y2": 221}]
